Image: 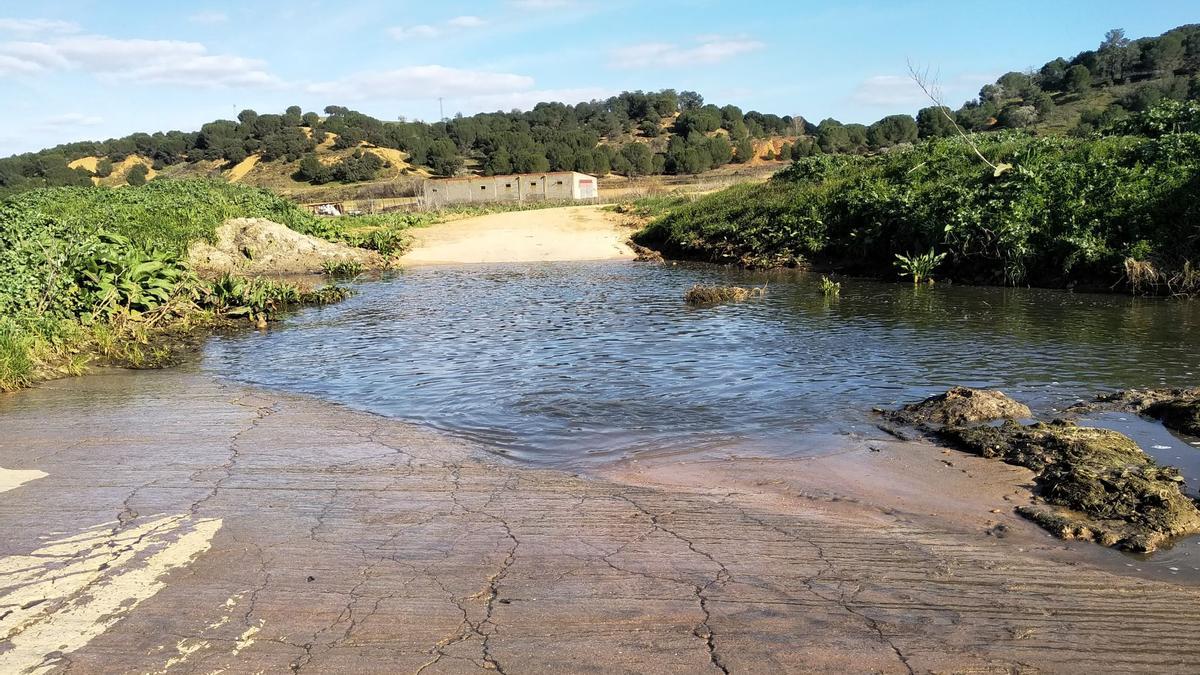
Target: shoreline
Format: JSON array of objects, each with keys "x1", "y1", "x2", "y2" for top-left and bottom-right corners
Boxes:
[{"x1": 3, "y1": 369, "x2": 1200, "y2": 672}]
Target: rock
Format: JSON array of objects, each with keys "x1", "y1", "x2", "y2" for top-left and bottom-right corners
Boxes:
[
  {"x1": 940, "y1": 420, "x2": 1200, "y2": 552},
  {"x1": 188, "y1": 218, "x2": 383, "y2": 277},
  {"x1": 885, "y1": 387, "x2": 1032, "y2": 429},
  {"x1": 1074, "y1": 387, "x2": 1200, "y2": 437}
]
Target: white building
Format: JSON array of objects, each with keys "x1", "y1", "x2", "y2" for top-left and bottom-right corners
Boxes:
[{"x1": 421, "y1": 171, "x2": 598, "y2": 208}]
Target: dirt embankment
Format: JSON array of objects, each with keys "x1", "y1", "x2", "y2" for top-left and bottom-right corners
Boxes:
[
  {"x1": 400, "y1": 205, "x2": 636, "y2": 265},
  {"x1": 188, "y1": 218, "x2": 383, "y2": 276}
]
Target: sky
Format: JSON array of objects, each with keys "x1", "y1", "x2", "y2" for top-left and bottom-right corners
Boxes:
[{"x1": 1, "y1": 0, "x2": 1197, "y2": 156}]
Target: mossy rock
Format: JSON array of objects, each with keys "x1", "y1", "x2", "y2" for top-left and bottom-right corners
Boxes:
[
  {"x1": 886, "y1": 386, "x2": 1032, "y2": 429},
  {"x1": 1083, "y1": 387, "x2": 1200, "y2": 437},
  {"x1": 941, "y1": 420, "x2": 1200, "y2": 552},
  {"x1": 1144, "y1": 397, "x2": 1200, "y2": 437}
]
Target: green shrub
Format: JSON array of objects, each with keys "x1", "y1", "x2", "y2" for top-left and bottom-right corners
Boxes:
[{"x1": 636, "y1": 111, "x2": 1200, "y2": 291}]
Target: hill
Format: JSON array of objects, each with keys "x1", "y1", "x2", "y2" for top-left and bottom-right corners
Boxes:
[
  {"x1": 1, "y1": 24, "x2": 1198, "y2": 198},
  {"x1": 0, "y1": 91, "x2": 803, "y2": 199}
]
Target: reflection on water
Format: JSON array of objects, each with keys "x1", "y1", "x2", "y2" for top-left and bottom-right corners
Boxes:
[{"x1": 202, "y1": 261, "x2": 1200, "y2": 467}]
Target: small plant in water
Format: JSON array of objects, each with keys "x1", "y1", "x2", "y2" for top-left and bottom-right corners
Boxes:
[
  {"x1": 894, "y1": 249, "x2": 947, "y2": 284},
  {"x1": 322, "y1": 260, "x2": 364, "y2": 277},
  {"x1": 684, "y1": 284, "x2": 766, "y2": 306},
  {"x1": 819, "y1": 275, "x2": 840, "y2": 297}
]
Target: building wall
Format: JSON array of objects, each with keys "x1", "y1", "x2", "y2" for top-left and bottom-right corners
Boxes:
[{"x1": 423, "y1": 172, "x2": 596, "y2": 208}]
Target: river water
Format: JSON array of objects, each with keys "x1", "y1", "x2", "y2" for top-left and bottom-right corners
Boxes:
[{"x1": 202, "y1": 261, "x2": 1200, "y2": 468}]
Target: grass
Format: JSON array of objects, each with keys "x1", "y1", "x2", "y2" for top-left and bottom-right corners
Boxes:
[{"x1": 607, "y1": 194, "x2": 696, "y2": 221}]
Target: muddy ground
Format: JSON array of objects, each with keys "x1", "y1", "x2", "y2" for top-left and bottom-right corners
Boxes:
[{"x1": 2, "y1": 370, "x2": 1199, "y2": 673}]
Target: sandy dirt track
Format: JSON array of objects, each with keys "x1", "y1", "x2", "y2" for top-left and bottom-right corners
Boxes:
[
  {"x1": 400, "y1": 206, "x2": 635, "y2": 265},
  {"x1": 2, "y1": 370, "x2": 1199, "y2": 673}
]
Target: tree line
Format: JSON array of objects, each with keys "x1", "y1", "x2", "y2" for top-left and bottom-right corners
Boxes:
[{"x1": 2, "y1": 24, "x2": 1199, "y2": 195}]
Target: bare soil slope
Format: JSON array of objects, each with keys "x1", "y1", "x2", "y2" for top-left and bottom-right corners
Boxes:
[{"x1": 401, "y1": 205, "x2": 636, "y2": 265}]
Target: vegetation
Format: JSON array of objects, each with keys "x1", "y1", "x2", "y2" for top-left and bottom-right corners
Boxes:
[
  {"x1": 0, "y1": 180, "x2": 350, "y2": 391},
  {"x1": 894, "y1": 249, "x2": 947, "y2": 284},
  {"x1": 819, "y1": 275, "x2": 841, "y2": 297},
  {"x1": 636, "y1": 100, "x2": 1200, "y2": 293},
  {"x1": 683, "y1": 284, "x2": 766, "y2": 306},
  {"x1": 322, "y1": 260, "x2": 365, "y2": 277}
]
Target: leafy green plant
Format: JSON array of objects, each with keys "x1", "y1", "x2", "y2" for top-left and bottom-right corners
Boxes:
[
  {"x1": 321, "y1": 259, "x2": 364, "y2": 277},
  {"x1": 76, "y1": 232, "x2": 190, "y2": 322},
  {"x1": 819, "y1": 275, "x2": 841, "y2": 297},
  {"x1": 894, "y1": 249, "x2": 948, "y2": 284}
]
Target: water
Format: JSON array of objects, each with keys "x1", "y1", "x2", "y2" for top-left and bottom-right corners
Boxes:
[{"x1": 202, "y1": 261, "x2": 1200, "y2": 469}]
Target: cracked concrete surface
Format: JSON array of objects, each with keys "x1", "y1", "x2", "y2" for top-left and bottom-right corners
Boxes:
[{"x1": 2, "y1": 370, "x2": 1199, "y2": 673}]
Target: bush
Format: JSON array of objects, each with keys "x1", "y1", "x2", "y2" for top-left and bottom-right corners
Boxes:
[
  {"x1": 126, "y1": 163, "x2": 149, "y2": 186},
  {"x1": 636, "y1": 115, "x2": 1200, "y2": 291}
]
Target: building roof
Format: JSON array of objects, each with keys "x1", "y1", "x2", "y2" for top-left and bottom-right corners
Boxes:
[{"x1": 423, "y1": 171, "x2": 594, "y2": 184}]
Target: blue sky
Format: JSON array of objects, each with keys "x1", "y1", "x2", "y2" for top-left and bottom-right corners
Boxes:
[{"x1": 1, "y1": 1, "x2": 1196, "y2": 155}]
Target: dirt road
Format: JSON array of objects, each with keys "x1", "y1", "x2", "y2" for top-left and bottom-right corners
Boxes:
[
  {"x1": 400, "y1": 206, "x2": 635, "y2": 265},
  {"x1": 2, "y1": 370, "x2": 1199, "y2": 673}
]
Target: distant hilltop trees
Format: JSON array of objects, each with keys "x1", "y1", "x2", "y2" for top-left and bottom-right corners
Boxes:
[{"x1": 2, "y1": 24, "x2": 1199, "y2": 196}]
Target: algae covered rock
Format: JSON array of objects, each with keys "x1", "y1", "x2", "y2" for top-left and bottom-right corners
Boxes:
[
  {"x1": 886, "y1": 386, "x2": 1032, "y2": 429},
  {"x1": 1144, "y1": 395, "x2": 1200, "y2": 437},
  {"x1": 1082, "y1": 387, "x2": 1200, "y2": 436},
  {"x1": 941, "y1": 420, "x2": 1200, "y2": 552}
]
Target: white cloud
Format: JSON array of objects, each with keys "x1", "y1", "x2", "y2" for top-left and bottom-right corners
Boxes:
[
  {"x1": 508, "y1": 0, "x2": 575, "y2": 7},
  {"x1": 610, "y1": 37, "x2": 764, "y2": 69},
  {"x1": 447, "y1": 15, "x2": 486, "y2": 28},
  {"x1": 388, "y1": 24, "x2": 440, "y2": 40},
  {"x1": 187, "y1": 11, "x2": 229, "y2": 25},
  {"x1": 389, "y1": 14, "x2": 488, "y2": 41},
  {"x1": 0, "y1": 18, "x2": 80, "y2": 35},
  {"x1": 0, "y1": 34, "x2": 280, "y2": 87},
  {"x1": 307, "y1": 65, "x2": 535, "y2": 100},
  {"x1": 35, "y1": 112, "x2": 103, "y2": 130}
]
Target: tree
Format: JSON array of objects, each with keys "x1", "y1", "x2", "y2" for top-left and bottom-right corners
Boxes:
[
  {"x1": 1065, "y1": 64, "x2": 1093, "y2": 94},
  {"x1": 294, "y1": 154, "x2": 332, "y2": 184},
  {"x1": 483, "y1": 147, "x2": 513, "y2": 175},
  {"x1": 1144, "y1": 33, "x2": 1185, "y2": 75},
  {"x1": 706, "y1": 134, "x2": 732, "y2": 168},
  {"x1": 620, "y1": 143, "x2": 653, "y2": 177},
  {"x1": 779, "y1": 142, "x2": 793, "y2": 161},
  {"x1": 732, "y1": 137, "x2": 754, "y2": 163},
  {"x1": 426, "y1": 139, "x2": 463, "y2": 177},
  {"x1": 916, "y1": 106, "x2": 957, "y2": 138},
  {"x1": 997, "y1": 105, "x2": 1039, "y2": 129},
  {"x1": 126, "y1": 163, "x2": 149, "y2": 186},
  {"x1": 678, "y1": 90, "x2": 704, "y2": 111},
  {"x1": 94, "y1": 158, "x2": 113, "y2": 178},
  {"x1": 237, "y1": 109, "x2": 259, "y2": 125},
  {"x1": 301, "y1": 112, "x2": 320, "y2": 127},
  {"x1": 816, "y1": 119, "x2": 852, "y2": 153},
  {"x1": 1038, "y1": 58, "x2": 1070, "y2": 91},
  {"x1": 867, "y1": 114, "x2": 918, "y2": 148}
]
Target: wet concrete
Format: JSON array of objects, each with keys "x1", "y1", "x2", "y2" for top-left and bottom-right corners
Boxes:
[{"x1": 2, "y1": 370, "x2": 1200, "y2": 673}]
